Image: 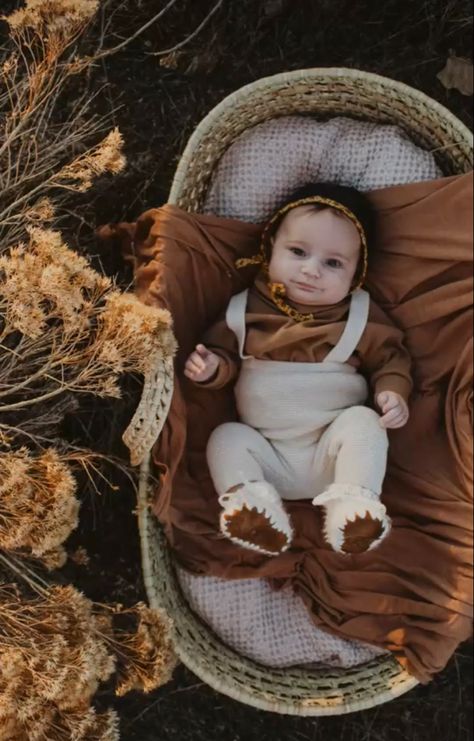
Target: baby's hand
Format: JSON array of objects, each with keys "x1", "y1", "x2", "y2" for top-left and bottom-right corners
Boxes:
[
  {"x1": 376, "y1": 391, "x2": 409, "y2": 429},
  {"x1": 184, "y1": 344, "x2": 220, "y2": 383}
]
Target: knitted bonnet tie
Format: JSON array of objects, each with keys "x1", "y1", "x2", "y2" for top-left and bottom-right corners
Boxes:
[{"x1": 235, "y1": 195, "x2": 369, "y2": 322}]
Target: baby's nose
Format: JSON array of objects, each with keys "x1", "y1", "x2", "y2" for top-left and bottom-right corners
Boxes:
[{"x1": 302, "y1": 261, "x2": 321, "y2": 277}]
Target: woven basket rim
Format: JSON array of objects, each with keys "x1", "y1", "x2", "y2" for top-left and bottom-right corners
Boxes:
[{"x1": 169, "y1": 66, "x2": 473, "y2": 204}]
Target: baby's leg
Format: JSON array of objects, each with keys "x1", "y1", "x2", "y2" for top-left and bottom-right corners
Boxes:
[
  {"x1": 207, "y1": 422, "x2": 293, "y2": 555},
  {"x1": 311, "y1": 406, "x2": 390, "y2": 554}
]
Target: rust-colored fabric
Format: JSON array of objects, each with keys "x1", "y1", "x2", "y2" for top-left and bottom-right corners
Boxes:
[
  {"x1": 99, "y1": 173, "x2": 473, "y2": 684},
  {"x1": 197, "y1": 272, "x2": 413, "y2": 402}
]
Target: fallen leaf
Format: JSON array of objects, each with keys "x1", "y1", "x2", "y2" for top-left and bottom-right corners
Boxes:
[
  {"x1": 437, "y1": 55, "x2": 473, "y2": 96},
  {"x1": 159, "y1": 51, "x2": 184, "y2": 71}
]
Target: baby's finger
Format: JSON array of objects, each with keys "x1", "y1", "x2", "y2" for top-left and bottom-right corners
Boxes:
[
  {"x1": 388, "y1": 416, "x2": 409, "y2": 429},
  {"x1": 381, "y1": 410, "x2": 407, "y2": 428},
  {"x1": 381, "y1": 397, "x2": 400, "y2": 413},
  {"x1": 189, "y1": 358, "x2": 205, "y2": 374},
  {"x1": 185, "y1": 356, "x2": 199, "y2": 371},
  {"x1": 195, "y1": 344, "x2": 209, "y2": 358},
  {"x1": 379, "y1": 408, "x2": 403, "y2": 427}
]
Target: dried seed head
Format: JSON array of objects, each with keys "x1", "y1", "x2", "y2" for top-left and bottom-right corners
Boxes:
[
  {"x1": 53, "y1": 128, "x2": 126, "y2": 193},
  {"x1": 114, "y1": 603, "x2": 177, "y2": 697},
  {"x1": 4, "y1": 0, "x2": 99, "y2": 32},
  {"x1": 97, "y1": 292, "x2": 176, "y2": 376},
  {"x1": 0, "y1": 448, "x2": 80, "y2": 565},
  {"x1": 0, "y1": 227, "x2": 111, "y2": 337},
  {"x1": 25, "y1": 197, "x2": 56, "y2": 223},
  {"x1": 0, "y1": 585, "x2": 116, "y2": 719}
]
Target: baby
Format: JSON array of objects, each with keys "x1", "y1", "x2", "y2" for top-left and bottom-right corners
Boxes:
[{"x1": 184, "y1": 183, "x2": 412, "y2": 556}]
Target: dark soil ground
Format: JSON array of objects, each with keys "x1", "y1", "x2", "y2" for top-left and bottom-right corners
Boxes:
[{"x1": 2, "y1": 1, "x2": 473, "y2": 739}]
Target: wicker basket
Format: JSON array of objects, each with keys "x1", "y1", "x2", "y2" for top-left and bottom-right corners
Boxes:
[{"x1": 134, "y1": 68, "x2": 473, "y2": 716}]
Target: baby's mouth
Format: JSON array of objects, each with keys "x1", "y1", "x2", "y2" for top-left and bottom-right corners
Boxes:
[{"x1": 292, "y1": 281, "x2": 320, "y2": 292}]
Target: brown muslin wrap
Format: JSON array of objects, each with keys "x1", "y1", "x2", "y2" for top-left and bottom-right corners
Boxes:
[{"x1": 99, "y1": 173, "x2": 473, "y2": 683}]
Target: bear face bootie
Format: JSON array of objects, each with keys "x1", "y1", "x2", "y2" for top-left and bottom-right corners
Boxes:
[
  {"x1": 312, "y1": 484, "x2": 391, "y2": 554},
  {"x1": 219, "y1": 480, "x2": 293, "y2": 556}
]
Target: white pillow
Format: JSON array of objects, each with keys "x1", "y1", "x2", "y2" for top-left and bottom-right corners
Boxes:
[
  {"x1": 178, "y1": 115, "x2": 441, "y2": 669},
  {"x1": 203, "y1": 115, "x2": 441, "y2": 222}
]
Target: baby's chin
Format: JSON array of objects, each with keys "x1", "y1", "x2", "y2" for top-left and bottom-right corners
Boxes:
[{"x1": 286, "y1": 286, "x2": 345, "y2": 306}]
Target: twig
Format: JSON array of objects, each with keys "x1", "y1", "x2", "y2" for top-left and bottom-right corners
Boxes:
[
  {"x1": 124, "y1": 682, "x2": 204, "y2": 728},
  {"x1": 91, "y1": 0, "x2": 180, "y2": 61},
  {"x1": 0, "y1": 550, "x2": 50, "y2": 597},
  {"x1": 149, "y1": 0, "x2": 224, "y2": 56}
]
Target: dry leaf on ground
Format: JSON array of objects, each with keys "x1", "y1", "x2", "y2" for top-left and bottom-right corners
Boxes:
[{"x1": 437, "y1": 55, "x2": 474, "y2": 96}]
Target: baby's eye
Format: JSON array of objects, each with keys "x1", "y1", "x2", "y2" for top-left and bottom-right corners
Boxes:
[
  {"x1": 326, "y1": 258, "x2": 343, "y2": 269},
  {"x1": 288, "y1": 247, "x2": 306, "y2": 257}
]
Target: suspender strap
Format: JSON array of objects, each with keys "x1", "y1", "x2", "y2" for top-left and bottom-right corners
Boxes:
[
  {"x1": 324, "y1": 289, "x2": 370, "y2": 363},
  {"x1": 226, "y1": 288, "x2": 370, "y2": 364},
  {"x1": 225, "y1": 289, "x2": 253, "y2": 360}
]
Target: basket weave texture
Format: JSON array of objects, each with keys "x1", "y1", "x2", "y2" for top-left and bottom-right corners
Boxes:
[{"x1": 133, "y1": 68, "x2": 473, "y2": 716}]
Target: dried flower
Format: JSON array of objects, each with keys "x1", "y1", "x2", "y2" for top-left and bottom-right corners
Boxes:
[
  {"x1": 0, "y1": 586, "x2": 175, "y2": 737},
  {"x1": 0, "y1": 448, "x2": 80, "y2": 567},
  {"x1": 97, "y1": 292, "x2": 176, "y2": 377},
  {"x1": 112, "y1": 603, "x2": 177, "y2": 697},
  {"x1": 0, "y1": 227, "x2": 110, "y2": 338},
  {"x1": 0, "y1": 3, "x2": 177, "y2": 737},
  {"x1": 4, "y1": 0, "x2": 99, "y2": 32},
  {"x1": 0, "y1": 585, "x2": 116, "y2": 715},
  {"x1": 52, "y1": 129, "x2": 126, "y2": 193},
  {"x1": 0, "y1": 227, "x2": 175, "y2": 451},
  {"x1": 69, "y1": 546, "x2": 90, "y2": 566},
  {"x1": 24, "y1": 197, "x2": 56, "y2": 223},
  {"x1": 1, "y1": 705, "x2": 121, "y2": 741}
]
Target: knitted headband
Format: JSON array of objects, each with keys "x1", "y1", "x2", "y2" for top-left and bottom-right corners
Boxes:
[{"x1": 236, "y1": 195, "x2": 369, "y2": 292}]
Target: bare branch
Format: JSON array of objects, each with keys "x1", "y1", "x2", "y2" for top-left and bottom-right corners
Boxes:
[
  {"x1": 150, "y1": 0, "x2": 224, "y2": 56},
  {"x1": 92, "y1": 0, "x2": 180, "y2": 61}
]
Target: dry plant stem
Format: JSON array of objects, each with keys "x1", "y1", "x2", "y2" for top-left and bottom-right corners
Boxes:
[
  {"x1": 0, "y1": 565, "x2": 176, "y2": 704},
  {"x1": 0, "y1": 2, "x2": 121, "y2": 252},
  {"x1": 96, "y1": 0, "x2": 129, "y2": 54},
  {"x1": 0, "y1": 230, "x2": 175, "y2": 496},
  {"x1": 0, "y1": 4, "x2": 175, "y2": 735},
  {"x1": 0, "y1": 36, "x2": 91, "y2": 163},
  {"x1": 0, "y1": 550, "x2": 50, "y2": 597},
  {"x1": 92, "y1": 0, "x2": 180, "y2": 60},
  {"x1": 0, "y1": 127, "x2": 123, "y2": 224},
  {"x1": 0, "y1": 92, "x2": 108, "y2": 196},
  {"x1": 0, "y1": 414, "x2": 137, "y2": 499},
  {"x1": 150, "y1": 0, "x2": 225, "y2": 56},
  {"x1": 0, "y1": 448, "x2": 80, "y2": 565}
]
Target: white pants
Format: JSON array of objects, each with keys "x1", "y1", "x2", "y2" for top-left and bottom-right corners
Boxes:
[{"x1": 207, "y1": 406, "x2": 388, "y2": 501}]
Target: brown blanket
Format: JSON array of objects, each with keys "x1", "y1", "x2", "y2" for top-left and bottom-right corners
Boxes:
[{"x1": 101, "y1": 173, "x2": 473, "y2": 684}]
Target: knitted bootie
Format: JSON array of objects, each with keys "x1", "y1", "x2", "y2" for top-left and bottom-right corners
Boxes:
[
  {"x1": 312, "y1": 484, "x2": 391, "y2": 554},
  {"x1": 219, "y1": 481, "x2": 293, "y2": 556}
]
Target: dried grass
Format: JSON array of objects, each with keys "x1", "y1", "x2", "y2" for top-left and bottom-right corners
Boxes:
[
  {"x1": 111, "y1": 603, "x2": 177, "y2": 697},
  {"x1": 0, "y1": 0, "x2": 110, "y2": 251},
  {"x1": 0, "y1": 448, "x2": 79, "y2": 568},
  {"x1": 0, "y1": 2, "x2": 178, "y2": 737},
  {"x1": 0, "y1": 581, "x2": 176, "y2": 740},
  {"x1": 0, "y1": 226, "x2": 175, "y2": 447}
]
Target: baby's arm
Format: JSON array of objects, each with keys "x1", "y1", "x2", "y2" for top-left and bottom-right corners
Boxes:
[
  {"x1": 184, "y1": 316, "x2": 240, "y2": 389},
  {"x1": 357, "y1": 300, "x2": 413, "y2": 429}
]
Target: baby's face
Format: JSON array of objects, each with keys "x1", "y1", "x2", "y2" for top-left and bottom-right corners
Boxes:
[{"x1": 268, "y1": 205, "x2": 361, "y2": 306}]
